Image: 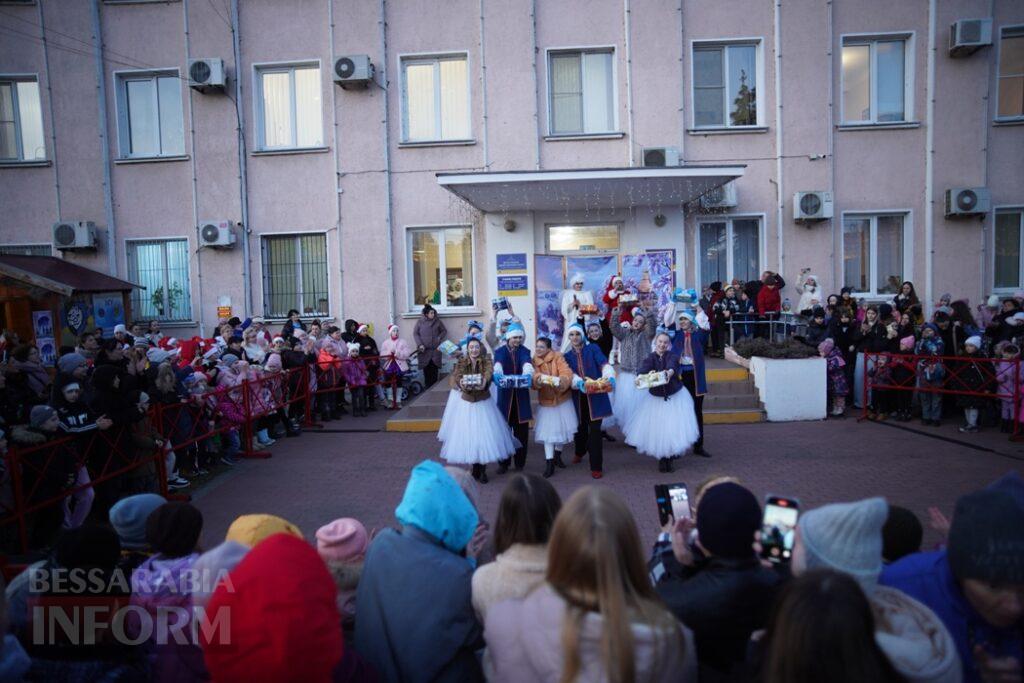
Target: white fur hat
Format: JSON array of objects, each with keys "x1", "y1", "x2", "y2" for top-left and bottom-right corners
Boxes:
[
  {"x1": 570, "y1": 272, "x2": 585, "y2": 286},
  {"x1": 346, "y1": 342, "x2": 360, "y2": 354}
]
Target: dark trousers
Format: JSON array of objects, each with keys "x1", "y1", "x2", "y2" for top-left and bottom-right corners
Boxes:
[
  {"x1": 680, "y1": 369, "x2": 704, "y2": 451},
  {"x1": 424, "y1": 360, "x2": 440, "y2": 389},
  {"x1": 573, "y1": 394, "x2": 604, "y2": 472},
  {"x1": 502, "y1": 394, "x2": 530, "y2": 469}
]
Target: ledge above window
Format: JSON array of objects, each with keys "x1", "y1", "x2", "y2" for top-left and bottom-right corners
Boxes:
[
  {"x1": 0, "y1": 159, "x2": 51, "y2": 168},
  {"x1": 114, "y1": 155, "x2": 190, "y2": 165},
  {"x1": 400, "y1": 308, "x2": 483, "y2": 320},
  {"x1": 398, "y1": 139, "x2": 477, "y2": 149},
  {"x1": 544, "y1": 132, "x2": 625, "y2": 142},
  {"x1": 687, "y1": 126, "x2": 769, "y2": 136},
  {"x1": 993, "y1": 118, "x2": 1024, "y2": 127},
  {"x1": 836, "y1": 121, "x2": 921, "y2": 131},
  {"x1": 251, "y1": 147, "x2": 330, "y2": 157}
]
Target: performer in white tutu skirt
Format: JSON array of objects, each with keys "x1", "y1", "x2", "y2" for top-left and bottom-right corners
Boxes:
[
  {"x1": 625, "y1": 331, "x2": 700, "y2": 472},
  {"x1": 438, "y1": 338, "x2": 519, "y2": 483},
  {"x1": 609, "y1": 302, "x2": 658, "y2": 431},
  {"x1": 530, "y1": 336, "x2": 576, "y2": 479}
]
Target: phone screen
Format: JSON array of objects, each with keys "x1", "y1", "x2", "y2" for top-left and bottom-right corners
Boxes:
[
  {"x1": 761, "y1": 497, "x2": 799, "y2": 563},
  {"x1": 655, "y1": 483, "x2": 690, "y2": 525}
]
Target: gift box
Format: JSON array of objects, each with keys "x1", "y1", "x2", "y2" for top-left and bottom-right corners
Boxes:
[
  {"x1": 635, "y1": 370, "x2": 669, "y2": 389},
  {"x1": 461, "y1": 373, "x2": 483, "y2": 389},
  {"x1": 578, "y1": 304, "x2": 599, "y2": 315},
  {"x1": 673, "y1": 287, "x2": 698, "y2": 304},
  {"x1": 491, "y1": 296, "x2": 510, "y2": 311},
  {"x1": 439, "y1": 340, "x2": 460, "y2": 355},
  {"x1": 537, "y1": 374, "x2": 560, "y2": 388},
  {"x1": 618, "y1": 293, "x2": 638, "y2": 304},
  {"x1": 499, "y1": 374, "x2": 532, "y2": 389},
  {"x1": 584, "y1": 378, "x2": 613, "y2": 394}
]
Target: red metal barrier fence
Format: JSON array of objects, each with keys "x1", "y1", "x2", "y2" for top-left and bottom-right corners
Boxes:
[{"x1": 861, "y1": 351, "x2": 1021, "y2": 437}]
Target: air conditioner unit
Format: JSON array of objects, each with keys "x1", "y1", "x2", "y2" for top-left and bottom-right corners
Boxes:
[
  {"x1": 949, "y1": 19, "x2": 993, "y2": 57},
  {"x1": 944, "y1": 187, "x2": 991, "y2": 217},
  {"x1": 699, "y1": 182, "x2": 738, "y2": 210},
  {"x1": 642, "y1": 147, "x2": 680, "y2": 168},
  {"x1": 52, "y1": 221, "x2": 98, "y2": 250},
  {"x1": 793, "y1": 191, "x2": 833, "y2": 222},
  {"x1": 188, "y1": 58, "x2": 226, "y2": 92},
  {"x1": 334, "y1": 55, "x2": 374, "y2": 89},
  {"x1": 199, "y1": 220, "x2": 237, "y2": 249}
]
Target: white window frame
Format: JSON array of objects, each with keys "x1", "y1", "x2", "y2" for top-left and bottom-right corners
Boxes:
[
  {"x1": 996, "y1": 25, "x2": 1024, "y2": 123},
  {"x1": 840, "y1": 211, "x2": 913, "y2": 298},
  {"x1": 398, "y1": 51, "x2": 472, "y2": 143},
  {"x1": 0, "y1": 74, "x2": 46, "y2": 161},
  {"x1": 690, "y1": 39, "x2": 765, "y2": 129},
  {"x1": 113, "y1": 68, "x2": 184, "y2": 159},
  {"x1": 545, "y1": 46, "x2": 619, "y2": 137},
  {"x1": 544, "y1": 222, "x2": 622, "y2": 255},
  {"x1": 0, "y1": 243, "x2": 50, "y2": 256},
  {"x1": 694, "y1": 214, "x2": 766, "y2": 285},
  {"x1": 258, "y1": 231, "x2": 332, "y2": 319},
  {"x1": 839, "y1": 32, "x2": 915, "y2": 126},
  {"x1": 124, "y1": 237, "x2": 194, "y2": 322},
  {"x1": 992, "y1": 206, "x2": 1024, "y2": 293},
  {"x1": 405, "y1": 224, "x2": 476, "y2": 313},
  {"x1": 252, "y1": 60, "x2": 324, "y2": 152}
]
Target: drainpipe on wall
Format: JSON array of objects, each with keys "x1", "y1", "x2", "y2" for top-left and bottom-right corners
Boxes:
[
  {"x1": 773, "y1": 0, "x2": 785, "y2": 277},
  {"x1": 183, "y1": 0, "x2": 206, "y2": 336},
  {"x1": 230, "y1": 0, "x2": 254, "y2": 315},
  {"x1": 478, "y1": 0, "x2": 489, "y2": 170},
  {"x1": 379, "y1": 0, "x2": 396, "y2": 322},
  {"x1": 924, "y1": 0, "x2": 936, "y2": 316},
  {"x1": 623, "y1": 0, "x2": 634, "y2": 167},
  {"x1": 827, "y1": 0, "x2": 837, "y2": 293},
  {"x1": 677, "y1": 0, "x2": 686, "y2": 286},
  {"x1": 90, "y1": 0, "x2": 117, "y2": 275},
  {"x1": 530, "y1": 0, "x2": 541, "y2": 170},
  {"x1": 980, "y1": 0, "x2": 994, "y2": 301},
  {"x1": 328, "y1": 0, "x2": 345, "y2": 321},
  {"x1": 38, "y1": 2, "x2": 60, "y2": 222}
]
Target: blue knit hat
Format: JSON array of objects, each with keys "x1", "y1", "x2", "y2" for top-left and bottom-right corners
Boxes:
[
  {"x1": 505, "y1": 322, "x2": 526, "y2": 340},
  {"x1": 108, "y1": 493, "x2": 166, "y2": 550},
  {"x1": 57, "y1": 352, "x2": 87, "y2": 374},
  {"x1": 799, "y1": 497, "x2": 888, "y2": 592},
  {"x1": 395, "y1": 460, "x2": 478, "y2": 553}
]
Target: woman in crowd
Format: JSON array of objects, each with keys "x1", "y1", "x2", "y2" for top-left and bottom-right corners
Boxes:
[
  {"x1": 854, "y1": 305, "x2": 890, "y2": 409},
  {"x1": 530, "y1": 336, "x2": 575, "y2": 479},
  {"x1": 893, "y1": 281, "x2": 920, "y2": 317},
  {"x1": 795, "y1": 272, "x2": 823, "y2": 316},
  {"x1": 241, "y1": 327, "x2": 266, "y2": 365},
  {"x1": 414, "y1": 304, "x2": 447, "y2": 389},
  {"x1": 484, "y1": 486, "x2": 696, "y2": 682},
  {"x1": 8, "y1": 345, "x2": 50, "y2": 409},
  {"x1": 280, "y1": 309, "x2": 306, "y2": 340},
  {"x1": 437, "y1": 337, "x2": 518, "y2": 484},
  {"x1": 610, "y1": 303, "x2": 658, "y2": 432}
]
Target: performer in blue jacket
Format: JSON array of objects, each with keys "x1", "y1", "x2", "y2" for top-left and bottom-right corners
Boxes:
[
  {"x1": 665, "y1": 306, "x2": 712, "y2": 458},
  {"x1": 493, "y1": 322, "x2": 534, "y2": 472},
  {"x1": 563, "y1": 323, "x2": 614, "y2": 478}
]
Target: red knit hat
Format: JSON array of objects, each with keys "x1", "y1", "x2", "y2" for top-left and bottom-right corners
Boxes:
[{"x1": 202, "y1": 533, "x2": 344, "y2": 682}]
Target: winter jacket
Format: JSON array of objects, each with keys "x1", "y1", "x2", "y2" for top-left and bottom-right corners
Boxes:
[
  {"x1": 952, "y1": 352, "x2": 994, "y2": 409},
  {"x1": 564, "y1": 343, "x2": 613, "y2": 420},
  {"x1": 471, "y1": 543, "x2": 547, "y2": 622},
  {"x1": 380, "y1": 336, "x2": 413, "y2": 373},
  {"x1": 483, "y1": 582, "x2": 697, "y2": 683},
  {"x1": 494, "y1": 345, "x2": 535, "y2": 423},
  {"x1": 859, "y1": 321, "x2": 893, "y2": 353},
  {"x1": 450, "y1": 355, "x2": 493, "y2": 403},
  {"x1": 638, "y1": 351, "x2": 684, "y2": 399},
  {"x1": 756, "y1": 285, "x2": 782, "y2": 315},
  {"x1": 795, "y1": 274, "x2": 823, "y2": 315},
  {"x1": 870, "y1": 584, "x2": 963, "y2": 683},
  {"x1": 413, "y1": 315, "x2": 448, "y2": 367},
  {"x1": 9, "y1": 425, "x2": 77, "y2": 503},
  {"x1": 530, "y1": 351, "x2": 572, "y2": 407},
  {"x1": 803, "y1": 320, "x2": 830, "y2": 347},
  {"x1": 341, "y1": 356, "x2": 368, "y2": 387},
  {"x1": 610, "y1": 306, "x2": 658, "y2": 373},
  {"x1": 882, "y1": 550, "x2": 1015, "y2": 683}
]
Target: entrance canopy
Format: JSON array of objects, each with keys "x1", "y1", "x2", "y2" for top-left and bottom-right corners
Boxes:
[
  {"x1": 437, "y1": 165, "x2": 745, "y2": 212},
  {"x1": 0, "y1": 255, "x2": 140, "y2": 296}
]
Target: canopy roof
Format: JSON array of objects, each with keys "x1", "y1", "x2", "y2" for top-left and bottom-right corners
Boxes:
[{"x1": 0, "y1": 255, "x2": 141, "y2": 297}]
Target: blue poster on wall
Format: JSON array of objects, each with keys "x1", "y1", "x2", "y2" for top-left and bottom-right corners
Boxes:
[
  {"x1": 622, "y1": 251, "x2": 675, "y2": 312},
  {"x1": 535, "y1": 255, "x2": 565, "y2": 347},
  {"x1": 565, "y1": 255, "x2": 619, "y2": 318},
  {"x1": 92, "y1": 293, "x2": 125, "y2": 337}
]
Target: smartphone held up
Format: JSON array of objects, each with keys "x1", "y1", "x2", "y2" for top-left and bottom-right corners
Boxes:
[
  {"x1": 760, "y1": 496, "x2": 800, "y2": 563},
  {"x1": 655, "y1": 483, "x2": 691, "y2": 526}
]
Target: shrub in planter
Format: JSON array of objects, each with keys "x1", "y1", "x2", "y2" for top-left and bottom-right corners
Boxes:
[{"x1": 730, "y1": 337, "x2": 819, "y2": 360}]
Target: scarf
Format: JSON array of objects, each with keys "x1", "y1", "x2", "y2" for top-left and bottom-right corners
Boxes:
[
  {"x1": 10, "y1": 358, "x2": 50, "y2": 396},
  {"x1": 682, "y1": 331, "x2": 695, "y2": 366}
]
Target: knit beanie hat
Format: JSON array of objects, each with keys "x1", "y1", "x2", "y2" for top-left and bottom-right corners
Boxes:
[
  {"x1": 879, "y1": 303, "x2": 893, "y2": 319},
  {"x1": 695, "y1": 483, "x2": 762, "y2": 559},
  {"x1": 190, "y1": 541, "x2": 249, "y2": 607},
  {"x1": 29, "y1": 405, "x2": 56, "y2": 429},
  {"x1": 818, "y1": 339, "x2": 835, "y2": 355},
  {"x1": 315, "y1": 518, "x2": 369, "y2": 563},
  {"x1": 799, "y1": 497, "x2": 888, "y2": 591},
  {"x1": 113, "y1": 324, "x2": 127, "y2": 335},
  {"x1": 988, "y1": 294, "x2": 1001, "y2": 307},
  {"x1": 882, "y1": 505, "x2": 923, "y2": 563},
  {"x1": 146, "y1": 502, "x2": 203, "y2": 558},
  {"x1": 506, "y1": 322, "x2": 526, "y2": 339},
  {"x1": 948, "y1": 478, "x2": 1024, "y2": 583},
  {"x1": 395, "y1": 460, "x2": 478, "y2": 553},
  {"x1": 203, "y1": 534, "x2": 343, "y2": 682},
  {"x1": 225, "y1": 513, "x2": 303, "y2": 548},
  {"x1": 146, "y1": 347, "x2": 170, "y2": 364},
  {"x1": 220, "y1": 353, "x2": 240, "y2": 366},
  {"x1": 108, "y1": 493, "x2": 166, "y2": 550},
  {"x1": 57, "y1": 352, "x2": 87, "y2": 374},
  {"x1": 964, "y1": 335, "x2": 982, "y2": 350}
]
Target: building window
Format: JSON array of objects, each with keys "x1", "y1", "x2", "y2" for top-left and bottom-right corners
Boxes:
[
  {"x1": 0, "y1": 243, "x2": 49, "y2": 256},
  {"x1": 0, "y1": 77, "x2": 45, "y2": 161},
  {"x1": 698, "y1": 218, "x2": 761, "y2": 284},
  {"x1": 692, "y1": 42, "x2": 760, "y2": 128},
  {"x1": 995, "y1": 210, "x2": 1024, "y2": 290},
  {"x1": 407, "y1": 227, "x2": 474, "y2": 310},
  {"x1": 126, "y1": 239, "x2": 192, "y2": 322},
  {"x1": 548, "y1": 49, "x2": 615, "y2": 136},
  {"x1": 546, "y1": 224, "x2": 620, "y2": 254},
  {"x1": 115, "y1": 71, "x2": 184, "y2": 158},
  {"x1": 255, "y1": 64, "x2": 323, "y2": 150},
  {"x1": 400, "y1": 54, "x2": 470, "y2": 142},
  {"x1": 841, "y1": 36, "x2": 911, "y2": 124},
  {"x1": 261, "y1": 233, "x2": 329, "y2": 318},
  {"x1": 998, "y1": 27, "x2": 1024, "y2": 120},
  {"x1": 843, "y1": 214, "x2": 905, "y2": 295}
]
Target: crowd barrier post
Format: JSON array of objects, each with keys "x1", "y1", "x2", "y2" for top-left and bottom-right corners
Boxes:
[
  {"x1": 1014, "y1": 359, "x2": 1023, "y2": 441},
  {"x1": 6, "y1": 450, "x2": 29, "y2": 558}
]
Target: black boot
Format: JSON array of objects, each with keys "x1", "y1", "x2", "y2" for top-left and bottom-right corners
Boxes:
[
  {"x1": 543, "y1": 460, "x2": 555, "y2": 478},
  {"x1": 471, "y1": 464, "x2": 482, "y2": 481},
  {"x1": 664, "y1": 458, "x2": 675, "y2": 473},
  {"x1": 553, "y1": 451, "x2": 566, "y2": 469},
  {"x1": 602, "y1": 430, "x2": 616, "y2": 442},
  {"x1": 658, "y1": 458, "x2": 666, "y2": 473},
  {"x1": 285, "y1": 419, "x2": 302, "y2": 437},
  {"x1": 497, "y1": 459, "x2": 510, "y2": 474},
  {"x1": 479, "y1": 466, "x2": 488, "y2": 484}
]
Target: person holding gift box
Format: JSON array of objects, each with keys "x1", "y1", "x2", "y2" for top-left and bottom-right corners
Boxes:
[
  {"x1": 438, "y1": 338, "x2": 517, "y2": 483},
  {"x1": 564, "y1": 323, "x2": 615, "y2": 479},
  {"x1": 531, "y1": 336, "x2": 576, "y2": 479},
  {"x1": 610, "y1": 301, "x2": 658, "y2": 433},
  {"x1": 625, "y1": 331, "x2": 700, "y2": 472},
  {"x1": 494, "y1": 322, "x2": 534, "y2": 473},
  {"x1": 560, "y1": 273, "x2": 596, "y2": 348},
  {"x1": 664, "y1": 306, "x2": 712, "y2": 458}
]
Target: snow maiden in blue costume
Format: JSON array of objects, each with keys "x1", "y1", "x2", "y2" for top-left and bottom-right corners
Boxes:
[
  {"x1": 663, "y1": 305, "x2": 712, "y2": 457},
  {"x1": 493, "y1": 322, "x2": 534, "y2": 473},
  {"x1": 563, "y1": 323, "x2": 615, "y2": 479}
]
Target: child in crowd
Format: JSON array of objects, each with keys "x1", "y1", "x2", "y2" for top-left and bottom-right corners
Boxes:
[
  {"x1": 379, "y1": 324, "x2": 413, "y2": 409},
  {"x1": 819, "y1": 339, "x2": 848, "y2": 417},
  {"x1": 956, "y1": 335, "x2": 993, "y2": 433},
  {"x1": 994, "y1": 342, "x2": 1022, "y2": 432},
  {"x1": 735, "y1": 290, "x2": 756, "y2": 339},
  {"x1": 867, "y1": 355, "x2": 895, "y2": 420},
  {"x1": 915, "y1": 324, "x2": 946, "y2": 427},
  {"x1": 315, "y1": 517, "x2": 370, "y2": 636},
  {"x1": 889, "y1": 335, "x2": 917, "y2": 422},
  {"x1": 341, "y1": 343, "x2": 369, "y2": 418}
]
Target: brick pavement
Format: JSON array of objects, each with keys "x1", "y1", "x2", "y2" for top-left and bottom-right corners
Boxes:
[{"x1": 192, "y1": 412, "x2": 1024, "y2": 552}]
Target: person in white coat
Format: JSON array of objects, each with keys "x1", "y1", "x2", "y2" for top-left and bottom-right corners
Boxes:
[
  {"x1": 560, "y1": 273, "x2": 595, "y2": 352},
  {"x1": 796, "y1": 271, "x2": 823, "y2": 316}
]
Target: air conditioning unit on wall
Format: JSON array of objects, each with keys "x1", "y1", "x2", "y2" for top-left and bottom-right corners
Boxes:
[
  {"x1": 944, "y1": 187, "x2": 990, "y2": 217},
  {"x1": 642, "y1": 147, "x2": 680, "y2": 168},
  {"x1": 793, "y1": 191, "x2": 833, "y2": 223},
  {"x1": 949, "y1": 19, "x2": 993, "y2": 57},
  {"x1": 699, "y1": 182, "x2": 738, "y2": 211},
  {"x1": 188, "y1": 58, "x2": 226, "y2": 92},
  {"x1": 52, "y1": 221, "x2": 98, "y2": 250},
  {"x1": 199, "y1": 220, "x2": 237, "y2": 249},
  {"x1": 334, "y1": 55, "x2": 374, "y2": 89}
]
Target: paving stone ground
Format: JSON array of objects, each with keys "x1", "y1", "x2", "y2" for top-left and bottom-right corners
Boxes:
[{"x1": 192, "y1": 410, "x2": 1024, "y2": 552}]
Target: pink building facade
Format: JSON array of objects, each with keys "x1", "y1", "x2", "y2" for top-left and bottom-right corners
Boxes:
[{"x1": 1, "y1": 0, "x2": 1022, "y2": 342}]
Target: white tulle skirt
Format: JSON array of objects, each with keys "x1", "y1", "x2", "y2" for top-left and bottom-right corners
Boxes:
[
  {"x1": 612, "y1": 371, "x2": 644, "y2": 430},
  {"x1": 438, "y1": 391, "x2": 520, "y2": 465},
  {"x1": 533, "y1": 399, "x2": 578, "y2": 445},
  {"x1": 624, "y1": 389, "x2": 700, "y2": 459}
]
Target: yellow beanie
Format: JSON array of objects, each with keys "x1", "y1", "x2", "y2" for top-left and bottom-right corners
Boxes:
[{"x1": 225, "y1": 514, "x2": 303, "y2": 548}]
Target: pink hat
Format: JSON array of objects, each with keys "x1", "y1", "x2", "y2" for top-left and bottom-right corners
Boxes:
[
  {"x1": 315, "y1": 518, "x2": 369, "y2": 563},
  {"x1": 900, "y1": 335, "x2": 915, "y2": 351}
]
